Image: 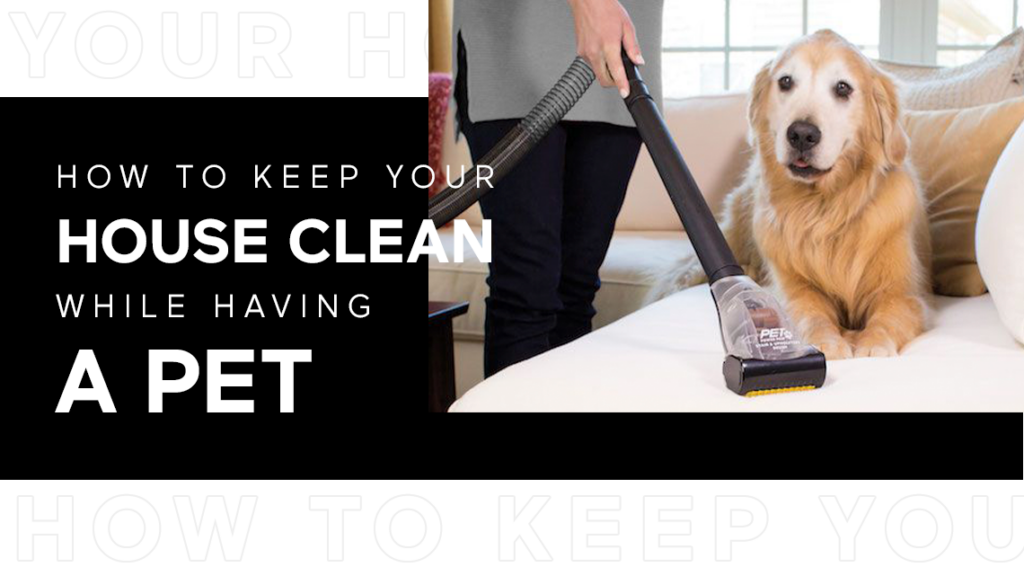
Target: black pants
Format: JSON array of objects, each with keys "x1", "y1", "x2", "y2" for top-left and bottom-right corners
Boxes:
[{"x1": 462, "y1": 119, "x2": 642, "y2": 377}]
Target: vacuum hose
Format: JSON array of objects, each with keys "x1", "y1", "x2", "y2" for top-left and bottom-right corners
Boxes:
[{"x1": 427, "y1": 57, "x2": 596, "y2": 227}]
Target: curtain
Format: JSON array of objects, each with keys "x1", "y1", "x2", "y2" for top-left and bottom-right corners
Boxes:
[{"x1": 429, "y1": 0, "x2": 453, "y2": 72}]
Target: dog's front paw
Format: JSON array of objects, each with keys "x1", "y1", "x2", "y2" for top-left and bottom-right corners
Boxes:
[
  {"x1": 814, "y1": 336, "x2": 854, "y2": 360},
  {"x1": 853, "y1": 332, "x2": 898, "y2": 358}
]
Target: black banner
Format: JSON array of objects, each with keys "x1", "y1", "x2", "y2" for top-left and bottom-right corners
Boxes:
[{"x1": 8, "y1": 98, "x2": 425, "y2": 476}]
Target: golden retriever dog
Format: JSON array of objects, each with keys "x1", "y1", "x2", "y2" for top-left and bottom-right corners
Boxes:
[{"x1": 652, "y1": 30, "x2": 931, "y2": 359}]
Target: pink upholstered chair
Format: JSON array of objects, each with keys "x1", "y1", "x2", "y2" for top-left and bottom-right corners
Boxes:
[{"x1": 428, "y1": 73, "x2": 453, "y2": 197}]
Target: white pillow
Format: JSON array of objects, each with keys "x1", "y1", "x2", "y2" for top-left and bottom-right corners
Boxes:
[
  {"x1": 976, "y1": 122, "x2": 1024, "y2": 345},
  {"x1": 876, "y1": 28, "x2": 1024, "y2": 110}
]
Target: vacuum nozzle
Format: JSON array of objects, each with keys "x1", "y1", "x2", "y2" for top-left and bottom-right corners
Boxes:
[
  {"x1": 723, "y1": 353, "x2": 826, "y2": 396},
  {"x1": 712, "y1": 276, "x2": 826, "y2": 396}
]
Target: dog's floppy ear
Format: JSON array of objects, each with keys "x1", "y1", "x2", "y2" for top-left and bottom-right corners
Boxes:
[
  {"x1": 871, "y1": 69, "x2": 908, "y2": 168},
  {"x1": 747, "y1": 60, "x2": 773, "y2": 143}
]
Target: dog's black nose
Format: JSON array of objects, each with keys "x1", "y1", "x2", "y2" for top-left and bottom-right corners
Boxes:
[{"x1": 787, "y1": 121, "x2": 821, "y2": 152}]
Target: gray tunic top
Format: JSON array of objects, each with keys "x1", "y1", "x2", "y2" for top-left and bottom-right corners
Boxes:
[{"x1": 453, "y1": 0, "x2": 663, "y2": 128}]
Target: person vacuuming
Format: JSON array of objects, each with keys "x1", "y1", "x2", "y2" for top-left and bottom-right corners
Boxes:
[
  {"x1": 434, "y1": 2, "x2": 826, "y2": 395},
  {"x1": 447, "y1": 1, "x2": 661, "y2": 378}
]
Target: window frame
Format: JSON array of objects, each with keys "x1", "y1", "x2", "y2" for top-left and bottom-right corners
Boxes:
[
  {"x1": 661, "y1": 0, "x2": 881, "y2": 94},
  {"x1": 662, "y1": 0, "x2": 1020, "y2": 98},
  {"x1": 934, "y1": 0, "x2": 1020, "y2": 58},
  {"x1": 878, "y1": 0, "x2": 1018, "y2": 64}
]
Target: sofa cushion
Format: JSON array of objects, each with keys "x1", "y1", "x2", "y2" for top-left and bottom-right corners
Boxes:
[
  {"x1": 903, "y1": 97, "x2": 1024, "y2": 296},
  {"x1": 428, "y1": 229, "x2": 690, "y2": 340},
  {"x1": 439, "y1": 92, "x2": 753, "y2": 232},
  {"x1": 451, "y1": 290, "x2": 1024, "y2": 412},
  {"x1": 616, "y1": 93, "x2": 752, "y2": 231},
  {"x1": 976, "y1": 122, "x2": 1024, "y2": 345},
  {"x1": 876, "y1": 28, "x2": 1024, "y2": 111}
]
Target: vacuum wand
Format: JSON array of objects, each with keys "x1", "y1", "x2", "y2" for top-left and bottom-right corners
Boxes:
[
  {"x1": 619, "y1": 52, "x2": 827, "y2": 396},
  {"x1": 620, "y1": 59, "x2": 743, "y2": 284}
]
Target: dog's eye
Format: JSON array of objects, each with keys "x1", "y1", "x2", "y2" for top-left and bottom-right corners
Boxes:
[
  {"x1": 835, "y1": 81, "x2": 854, "y2": 99},
  {"x1": 778, "y1": 75, "x2": 794, "y2": 92}
]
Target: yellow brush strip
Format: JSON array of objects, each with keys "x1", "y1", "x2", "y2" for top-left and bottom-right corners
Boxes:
[{"x1": 745, "y1": 385, "x2": 816, "y2": 397}]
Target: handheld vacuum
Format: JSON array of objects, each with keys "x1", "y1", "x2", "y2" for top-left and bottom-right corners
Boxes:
[{"x1": 428, "y1": 53, "x2": 826, "y2": 396}]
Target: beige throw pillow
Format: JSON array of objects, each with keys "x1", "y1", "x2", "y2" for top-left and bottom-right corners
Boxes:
[
  {"x1": 877, "y1": 28, "x2": 1024, "y2": 110},
  {"x1": 903, "y1": 97, "x2": 1024, "y2": 296}
]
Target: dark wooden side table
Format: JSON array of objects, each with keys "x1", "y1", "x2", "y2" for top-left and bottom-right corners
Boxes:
[{"x1": 428, "y1": 301, "x2": 469, "y2": 412}]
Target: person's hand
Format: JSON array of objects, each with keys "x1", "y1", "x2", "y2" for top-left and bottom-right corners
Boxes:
[{"x1": 567, "y1": 0, "x2": 645, "y2": 98}]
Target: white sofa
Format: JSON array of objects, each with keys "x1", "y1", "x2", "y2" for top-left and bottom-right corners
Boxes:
[
  {"x1": 451, "y1": 286, "x2": 1024, "y2": 411},
  {"x1": 429, "y1": 92, "x2": 753, "y2": 397},
  {"x1": 430, "y1": 92, "x2": 1024, "y2": 411}
]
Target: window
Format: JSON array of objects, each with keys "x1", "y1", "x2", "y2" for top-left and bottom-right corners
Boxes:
[
  {"x1": 662, "y1": 0, "x2": 881, "y2": 98},
  {"x1": 937, "y1": 0, "x2": 1020, "y2": 65},
  {"x1": 662, "y1": 0, "x2": 1022, "y2": 97}
]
